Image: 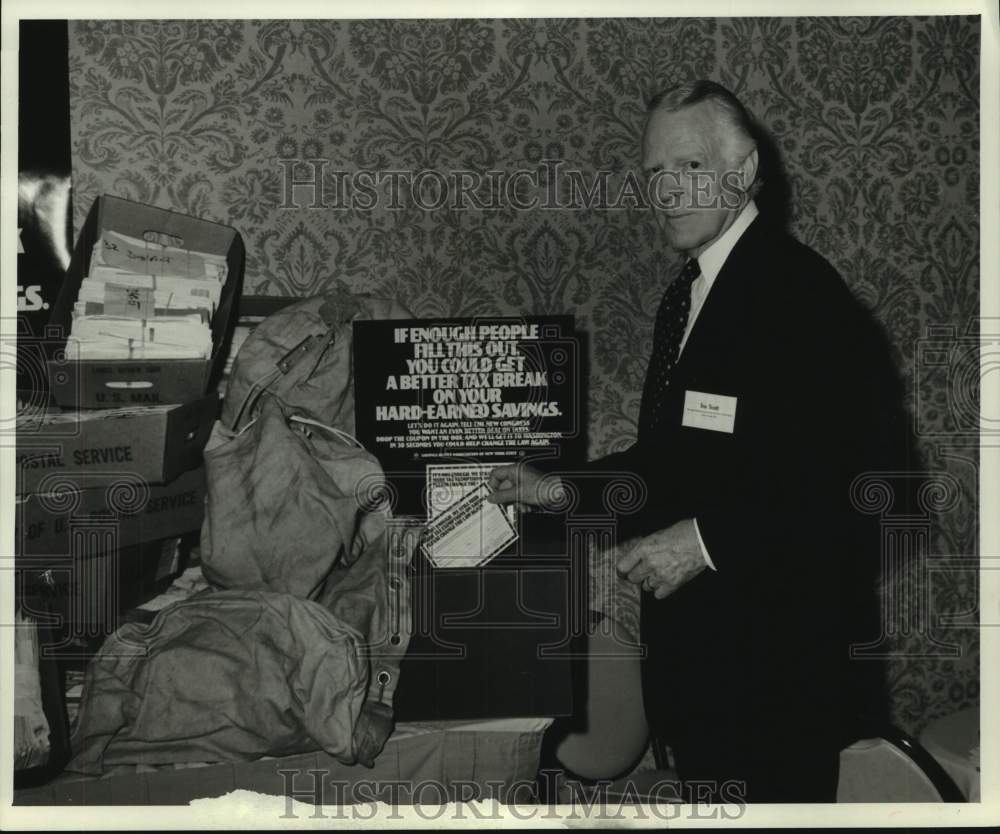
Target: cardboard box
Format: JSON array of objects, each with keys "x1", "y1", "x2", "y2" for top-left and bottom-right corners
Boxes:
[
  {"x1": 15, "y1": 394, "x2": 218, "y2": 494},
  {"x1": 18, "y1": 537, "x2": 188, "y2": 634},
  {"x1": 45, "y1": 195, "x2": 245, "y2": 408},
  {"x1": 15, "y1": 466, "x2": 206, "y2": 556}
]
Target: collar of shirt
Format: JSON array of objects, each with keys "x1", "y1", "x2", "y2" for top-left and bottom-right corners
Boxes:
[
  {"x1": 694, "y1": 199, "x2": 759, "y2": 286},
  {"x1": 679, "y1": 200, "x2": 759, "y2": 354}
]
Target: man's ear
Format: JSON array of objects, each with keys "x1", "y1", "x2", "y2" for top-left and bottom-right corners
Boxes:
[{"x1": 739, "y1": 146, "x2": 759, "y2": 191}]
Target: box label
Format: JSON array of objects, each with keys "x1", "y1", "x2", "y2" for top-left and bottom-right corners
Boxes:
[
  {"x1": 105, "y1": 283, "x2": 153, "y2": 318},
  {"x1": 15, "y1": 468, "x2": 206, "y2": 555}
]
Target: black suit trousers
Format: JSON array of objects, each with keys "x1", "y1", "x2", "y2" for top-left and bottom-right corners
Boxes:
[{"x1": 669, "y1": 728, "x2": 840, "y2": 803}]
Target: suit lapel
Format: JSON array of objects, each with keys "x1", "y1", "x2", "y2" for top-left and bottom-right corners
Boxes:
[{"x1": 673, "y1": 215, "x2": 769, "y2": 382}]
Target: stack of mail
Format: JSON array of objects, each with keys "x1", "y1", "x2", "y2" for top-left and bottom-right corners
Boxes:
[{"x1": 67, "y1": 230, "x2": 227, "y2": 360}]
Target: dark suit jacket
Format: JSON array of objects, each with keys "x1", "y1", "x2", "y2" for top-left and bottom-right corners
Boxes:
[{"x1": 576, "y1": 214, "x2": 898, "y2": 750}]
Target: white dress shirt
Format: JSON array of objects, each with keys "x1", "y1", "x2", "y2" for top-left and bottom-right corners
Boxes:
[{"x1": 678, "y1": 200, "x2": 759, "y2": 570}]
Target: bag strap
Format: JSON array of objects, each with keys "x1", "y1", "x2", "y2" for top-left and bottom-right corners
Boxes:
[
  {"x1": 229, "y1": 329, "x2": 338, "y2": 432},
  {"x1": 288, "y1": 414, "x2": 363, "y2": 449},
  {"x1": 228, "y1": 288, "x2": 365, "y2": 432}
]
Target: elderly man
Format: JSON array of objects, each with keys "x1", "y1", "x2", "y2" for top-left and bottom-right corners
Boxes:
[{"x1": 489, "y1": 80, "x2": 891, "y2": 802}]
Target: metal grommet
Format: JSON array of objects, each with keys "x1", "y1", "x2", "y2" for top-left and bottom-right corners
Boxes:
[
  {"x1": 388, "y1": 577, "x2": 402, "y2": 590},
  {"x1": 390, "y1": 634, "x2": 401, "y2": 646},
  {"x1": 376, "y1": 670, "x2": 391, "y2": 686}
]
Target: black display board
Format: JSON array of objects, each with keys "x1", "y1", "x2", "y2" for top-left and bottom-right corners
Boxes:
[
  {"x1": 353, "y1": 315, "x2": 582, "y2": 516},
  {"x1": 392, "y1": 511, "x2": 582, "y2": 720},
  {"x1": 16, "y1": 20, "x2": 74, "y2": 402},
  {"x1": 354, "y1": 316, "x2": 587, "y2": 720}
]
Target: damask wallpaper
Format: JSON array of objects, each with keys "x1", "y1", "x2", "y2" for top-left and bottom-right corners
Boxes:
[{"x1": 66, "y1": 17, "x2": 980, "y2": 738}]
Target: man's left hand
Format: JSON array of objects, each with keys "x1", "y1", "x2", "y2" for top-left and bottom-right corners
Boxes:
[{"x1": 616, "y1": 518, "x2": 707, "y2": 600}]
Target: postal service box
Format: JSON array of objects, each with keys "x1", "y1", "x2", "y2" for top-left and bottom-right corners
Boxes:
[
  {"x1": 45, "y1": 195, "x2": 244, "y2": 408},
  {"x1": 15, "y1": 394, "x2": 218, "y2": 494},
  {"x1": 18, "y1": 537, "x2": 188, "y2": 635},
  {"x1": 15, "y1": 466, "x2": 206, "y2": 556}
]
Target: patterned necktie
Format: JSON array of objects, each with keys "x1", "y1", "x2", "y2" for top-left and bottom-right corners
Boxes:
[{"x1": 638, "y1": 258, "x2": 701, "y2": 439}]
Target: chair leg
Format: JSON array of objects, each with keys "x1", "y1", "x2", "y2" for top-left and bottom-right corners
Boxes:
[{"x1": 651, "y1": 736, "x2": 673, "y2": 771}]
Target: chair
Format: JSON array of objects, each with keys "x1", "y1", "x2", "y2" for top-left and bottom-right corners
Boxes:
[
  {"x1": 542, "y1": 592, "x2": 962, "y2": 803},
  {"x1": 547, "y1": 626, "x2": 651, "y2": 782},
  {"x1": 550, "y1": 660, "x2": 966, "y2": 805},
  {"x1": 837, "y1": 728, "x2": 966, "y2": 802},
  {"x1": 556, "y1": 728, "x2": 966, "y2": 805},
  {"x1": 918, "y1": 707, "x2": 980, "y2": 801}
]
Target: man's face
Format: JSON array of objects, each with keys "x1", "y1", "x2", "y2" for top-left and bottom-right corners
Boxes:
[{"x1": 641, "y1": 102, "x2": 747, "y2": 259}]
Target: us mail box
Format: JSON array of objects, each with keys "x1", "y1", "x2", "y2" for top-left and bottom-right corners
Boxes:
[
  {"x1": 18, "y1": 537, "x2": 188, "y2": 635},
  {"x1": 15, "y1": 466, "x2": 206, "y2": 556},
  {"x1": 15, "y1": 394, "x2": 218, "y2": 494},
  {"x1": 45, "y1": 195, "x2": 245, "y2": 408}
]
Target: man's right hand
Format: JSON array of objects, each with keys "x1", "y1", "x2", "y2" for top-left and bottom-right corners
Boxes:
[{"x1": 486, "y1": 463, "x2": 567, "y2": 512}]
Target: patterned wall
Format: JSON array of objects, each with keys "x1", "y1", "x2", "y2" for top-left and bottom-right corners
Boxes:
[{"x1": 67, "y1": 17, "x2": 980, "y2": 737}]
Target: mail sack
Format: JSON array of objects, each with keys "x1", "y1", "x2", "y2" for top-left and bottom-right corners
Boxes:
[
  {"x1": 67, "y1": 590, "x2": 376, "y2": 773},
  {"x1": 200, "y1": 396, "x2": 386, "y2": 599},
  {"x1": 222, "y1": 282, "x2": 412, "y2": 433}
]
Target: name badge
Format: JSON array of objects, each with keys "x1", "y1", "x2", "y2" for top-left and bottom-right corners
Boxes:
[{"x1": 682, "y1": 390, "x2": 737, "y2": 434}]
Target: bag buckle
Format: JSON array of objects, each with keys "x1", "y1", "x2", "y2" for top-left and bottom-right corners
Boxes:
[{"x1": 277, "y1": 333, "x2": 321, "y2": 374}]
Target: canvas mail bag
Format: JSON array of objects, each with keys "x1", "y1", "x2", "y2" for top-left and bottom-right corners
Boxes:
[
  {"x1": 67, "y1": 288, "x2": 417, "y2": 772},
  {"x1": 199, "y1": 287, "x2": 415, "y2": 755}
]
